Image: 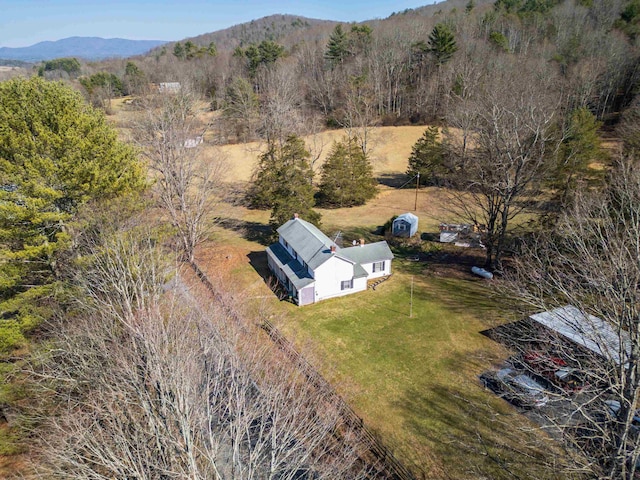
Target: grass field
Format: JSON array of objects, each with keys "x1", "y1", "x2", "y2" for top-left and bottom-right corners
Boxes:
[
  {"x1": 196, "y1": 224, "x2": 565, "y2": 479},
  {"x1": 274, "y1": 264, "x2": 566, "y2": 479},
  {"x1": 109, "y1": 99, "x2": 567, "y2": 479}
]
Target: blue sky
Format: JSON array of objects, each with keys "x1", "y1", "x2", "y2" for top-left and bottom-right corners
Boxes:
[{"x1": 0, "y1": 0, "x2": 437, "y2": 48}]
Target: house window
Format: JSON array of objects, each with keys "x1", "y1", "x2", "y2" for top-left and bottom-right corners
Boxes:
[
  {"x1": 341, "y1": 279, "x2": 353, "y2": 290},
  {"x1": 372, "y1": 261, "x2": 385, "y2": 273}
]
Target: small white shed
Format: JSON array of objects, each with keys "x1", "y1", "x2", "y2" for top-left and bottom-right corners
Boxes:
[{"x1": 392, "y1": 213, "x2": 419, "y2": 238}]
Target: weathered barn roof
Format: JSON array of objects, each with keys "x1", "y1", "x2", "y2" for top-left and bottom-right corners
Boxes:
[{"x1": 529, "y1": 305, "x2": 631, "y2": 366}]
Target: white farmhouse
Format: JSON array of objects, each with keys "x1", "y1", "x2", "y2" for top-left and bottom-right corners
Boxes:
[{"x1": 266, "y1": 215, "x2": 394, "y2": 306}]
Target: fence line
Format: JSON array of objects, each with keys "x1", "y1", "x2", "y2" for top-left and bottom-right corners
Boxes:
[{"x1": 189, "y1": 260, "x2": 417, "y2": 480}]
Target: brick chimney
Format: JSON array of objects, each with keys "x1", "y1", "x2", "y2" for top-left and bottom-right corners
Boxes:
[
  {"x1": 330, "y1": 245, "x2": 336, "y2": 253},
  {"x1": 359, "y1": 238, "x2": 365, "y2": 247}
]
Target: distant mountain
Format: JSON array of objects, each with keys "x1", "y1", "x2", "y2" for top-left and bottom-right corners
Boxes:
[{"x1": 0, "y1": 37, "x2": 168, "y2": 62}]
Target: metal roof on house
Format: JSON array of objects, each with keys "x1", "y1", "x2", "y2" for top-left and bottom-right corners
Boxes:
[
  {"x1": 266, "y1": 242, "x2": 315, "y2": 290},
  {"x1": 353, "y1": 263, "x2": 368, "y2": 278},
  {"x1": 529, "y1": 305, "x2": 631, "y2": 366},
  {"x1": 339, "y1": 241, "x2": 394, "y2": 265},
  {"x1": 277, "y1": 218, "x2": 337, "y2": 270}
]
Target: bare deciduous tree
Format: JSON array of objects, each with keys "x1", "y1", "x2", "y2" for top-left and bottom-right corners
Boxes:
[
  {"x1": 445, "y1": 57, "x2": 562, "y2": 269},
  {"x1": 506, "y1": 154, "x2": 640, "y2": 479},
  {"x1": 135, "y1": 88, "x2": 226, "y2": 262},
  {"x1": 257, "y1": 63, "x2": 305, "y2": 145},
  {"x1": 28, "y1": 231, "x2": 374, "y2": 480}
]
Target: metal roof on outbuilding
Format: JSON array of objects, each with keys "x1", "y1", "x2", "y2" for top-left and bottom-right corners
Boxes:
[
  {"x1": 392, "y1": 212, "x2": 419, "y2": 237},
  {"x1": 395, "y1": 212, "x2": 418, "y2": 223},
  {"x1": 529, "y1": 305, "x2": 631, "y2": 366}
]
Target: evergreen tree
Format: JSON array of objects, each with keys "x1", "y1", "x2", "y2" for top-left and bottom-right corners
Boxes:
[
  {"x1": 173, "y1": 42, "x2": 186, "y2": 60},
  {"x1": 549, "y1": 107, "x2": 602, "y2": 206},
  {"x1": 407, "y1": 126, "x2": 446, "y2": 186},
  {"x1": 184, "y1": 41, "x2": 199, "y2": 59},
  {"x1": 249, "y1": 136, "x2": 320, "y2": 228},
  {"x1": 240, "y1": 40, "x2": 285, "y2": 77},
  {"x1": 349, "y1": 24, "x2": 373, "y2": 56},
  {"x1": 37, "y1": 57, "x2": 81, "y2": 78},
  {"x1": 79, "y1": 72, "x2": 124, "y2": 97},
  {"x1": 325, "y1": 24, "x2": 349, "y2": 66},
  {"x1": 615, "y1": 0, "x2": 640, "y2": 40},
  {"x1": 258, "y1": 40, "x2": 285, "y2": 65},
  {"x1": 0, "y1": 77, "x2": 145, "y2": 353},
  {"x1": 318, "y1": 138, "x2": 377, "y2": 208},
  {"x1": 428, "y1": 23, "x2": 458, "y2": 65},
  {"x1": 223, "y1": 77, "x2": 259, "y2": 141},
  {"x1": 124, "y1": 61, "x2": 146, "y2": 95}
]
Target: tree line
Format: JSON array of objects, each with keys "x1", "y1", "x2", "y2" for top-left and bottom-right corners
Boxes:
[{"x1": 34, "y1": 1, "x2": 639, "y2": 146}]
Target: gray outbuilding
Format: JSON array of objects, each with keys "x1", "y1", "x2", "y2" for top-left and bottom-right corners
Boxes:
[{"x1": 392, "y1": 213, "x2": 419, "y2": 238}]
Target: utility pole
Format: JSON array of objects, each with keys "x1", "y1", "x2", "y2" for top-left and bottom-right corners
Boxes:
[
  {"x1": 410, "y1": 275, "x2": 414, "y2": 318},
  {"x1": 414, "y1": 172, "x2": 420, "y2": 211}
]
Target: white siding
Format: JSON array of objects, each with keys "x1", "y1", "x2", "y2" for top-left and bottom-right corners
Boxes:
[
  {"x1": 361, "y1": 260, "x2": 392, "y2": 280},
  {"x1": 313, "y1": 256, "x2": 363, "y2": 301},
  {"x1": 353, "y1": 276, "x2": 367, "y2": 292}
]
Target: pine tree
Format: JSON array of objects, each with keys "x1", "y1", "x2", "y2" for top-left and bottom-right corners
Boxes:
[
  {"x1": 428, "y1": 23, "x2": 458, "y2": 65},
  {"x1": 173, "y1": 42, "x2": 186, "y2": 60},
  {"x1": 248, "y1": 136, "x2": 320, "y2": 228},
  {"x1": 318, "y1": 138, "x2": 378, "y2": 208},
  {"x1": 325, "y1": 24, "x2": 349, "y2": 66},
  {"x1": 0, "y1": 77, "x2": 145, "y2": 353},
  {"x1": 549, "y1": 107, "x2": 602, "y2": 206},
  {"x1": 407, "y1": 126, "x2": 446, "y2": 186}
]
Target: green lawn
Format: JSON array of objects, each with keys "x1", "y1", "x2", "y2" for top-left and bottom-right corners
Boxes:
[
  {"x1": 272, "y1": 262, "x2": 568, "y2": 479},
  {"x1": 200, "y1": 211, "x2": 572, "y2": 479}
]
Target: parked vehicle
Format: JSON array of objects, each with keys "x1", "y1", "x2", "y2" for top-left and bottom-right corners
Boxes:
[
  {"x1": 604, "y1": 399, "x2": 640, "y2": 434},
  {"x1": 481, "y1": 368, "x2": 549, "y2": 408},
  {"x1": 522, "y1": 351, "x2": 587, "y2": 394}
]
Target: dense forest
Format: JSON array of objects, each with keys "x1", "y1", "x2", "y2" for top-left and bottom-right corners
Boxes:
[
  {"x1": 49, "y1": 0, "x2": 638, "y2": 135},
  {"x1": 3, "y1": 0, "x2": 640, "y2": 478}
]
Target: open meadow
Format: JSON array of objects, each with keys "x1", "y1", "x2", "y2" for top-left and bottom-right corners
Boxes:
[{"x1": 110, "y1": 99, "x2": 568, "y2": 479}]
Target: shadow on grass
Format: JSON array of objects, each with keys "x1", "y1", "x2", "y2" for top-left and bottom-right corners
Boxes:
[
  {"x1": 218, "y1": 217, "x2": 273, "y2": 246},
  {"x1": 377, "y1": 173, "x2": 412, "y2": 188},
  {"x1": 420, "y1": 232, "x2": 439, "y2": 242},
  {"x1": 426, "y1": 277, "x2": 502, "y2": 315},
  {"x1": 480, "y1": 319, "x2": 534, "y2": 350},
  {"x1": 247, "y1": 251, "x2": 290, "y2": 302},
  {"x1": 338, "y1": 226, "x2": 388, "y2": 243},
  {"x1": 394, "y1": 355, "x2": 565, "y2": 479}
]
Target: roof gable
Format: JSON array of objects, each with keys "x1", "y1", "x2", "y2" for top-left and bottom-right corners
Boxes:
[
  {"x1": 394, "y1": 212, "x2": 418, "y2": 224},
  {"x1": 277, "y1": 218, "x2": 336, "y2": 270}
]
